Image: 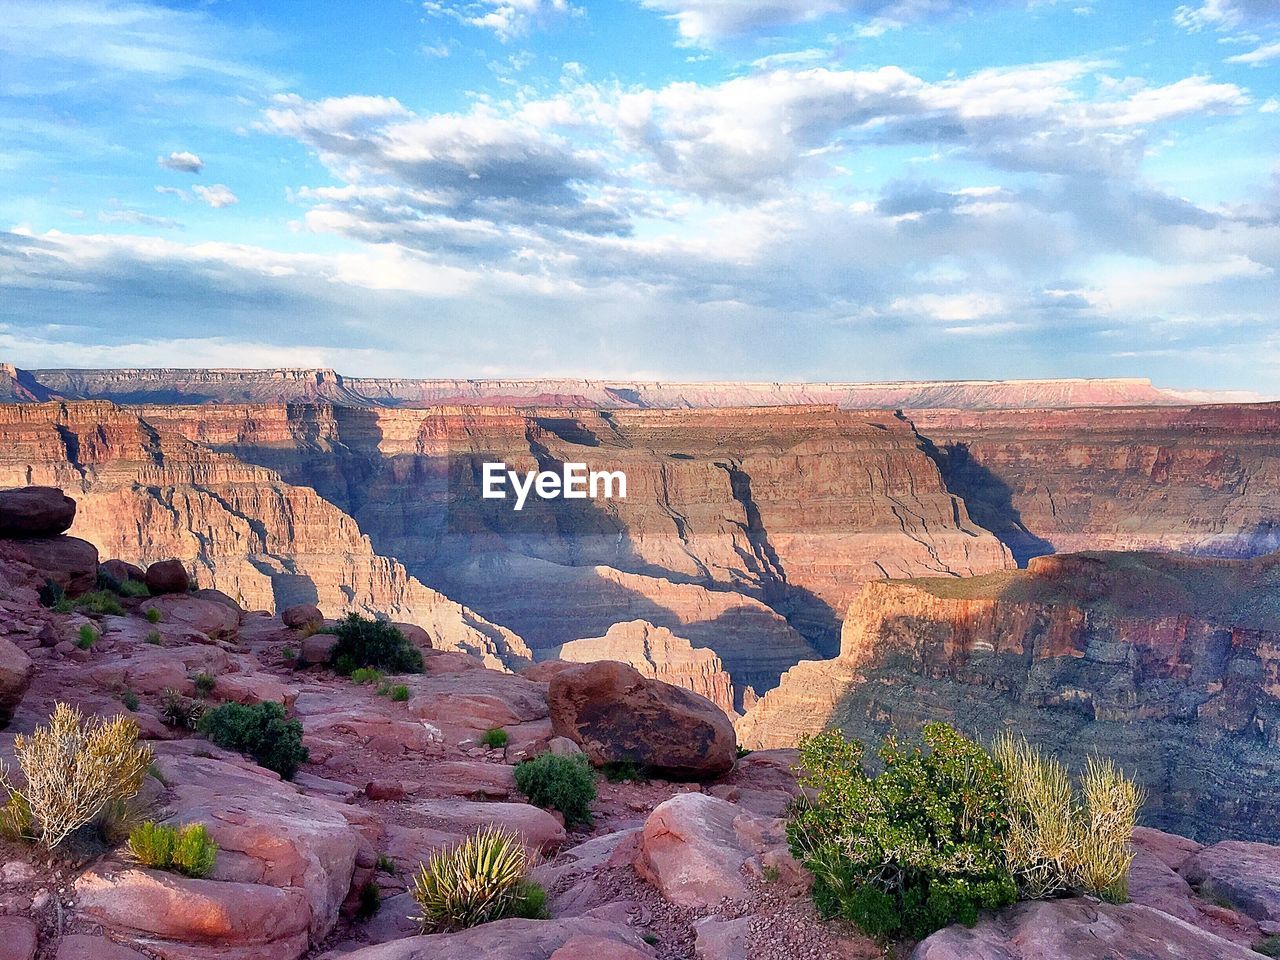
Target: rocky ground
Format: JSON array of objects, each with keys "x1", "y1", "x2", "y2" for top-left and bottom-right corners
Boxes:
[{"x1": 1, "y1": 486, "x2": 1279, "y2": 960}]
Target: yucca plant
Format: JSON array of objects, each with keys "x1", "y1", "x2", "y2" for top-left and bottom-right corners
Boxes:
[
  {"x1": 0, "y1": 703, "x2": 153, "y2": 849},
  {"x1": 410, "y1": 826, "x2": 533, "y2": 932},
  {"x1": 1076, "y1": 756, "x2": 1144, "y2": 902},
  {"x1": 993, "y1": 733, "x2": 1078, "y2": 899}
]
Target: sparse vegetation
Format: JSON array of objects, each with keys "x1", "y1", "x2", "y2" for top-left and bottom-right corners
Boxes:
[
  {"x1": 350, "y1": 666, "x2": 384, "y2": 686},
  {"x1": 1256, "y1": 936, "x2": 1280, "y2": 958},
  {"x1": 76, "y1": 624, "x2": 99, "y2": 649},
  {"x1": 326, "y1": 614, "x2": 423, "y2": 675},
  {"x1": 377, "y1": 854, "x2": 397, "y2": 875},
  {"x1": 788, "y1": 724, "x2": 1016, "y2": 942},
  {"x1": 191, "y1": 672, "x2": 216, "y2": 697},
  {"x1": 0, "y1": 703, "x2": 153, "y2": 849},
  {"x1": 146, "y1": 628, "x2": 163, "y2": 645},
  {"x1": 196, "y1": 701, "x2": 309, "y2": 780},
  {"x1": 994, "y1": 734, "x2": 1144, "y2": 903},
  {"x1": 128, "y1": 821, "x2": 219, "y2": 878},
  {"x1": 160, "y1": 689, "x2": 204, "y2": 730},
  {"x1": 409, "y1": 826, "x2": 540, "y2": 932},
  {"x1": 356, "y1": 881, "x2": 381, "y2": 920},
  {"x1": 146, "y1": 607, "x2": 162, "y2": 624},
  {"x1": 602, "y1": 760, "x2": 647, "y2": 783},
  {"x1": 390, "y1": 684, "x2": 410, "y2": 702},
  {"x1": 73, "y1": 590, "x2": 125, "y2": 616},
  {"x1": 514, "y1": 753, "x2": 596, "y2": 827},
  {"x1": 480, "y1": 727, "x2": 509, "y2": 749},
  {"x1": 38, "y1": 579, "x2": 65, "y2": 609},
  {"x1": 117, "y1": 579, "x2": 151, "y2": 598},
  {"x1": 121, "y1": 689, "x2": 140, "y2": 712}
]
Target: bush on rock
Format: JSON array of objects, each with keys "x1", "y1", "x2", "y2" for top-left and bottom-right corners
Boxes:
[
  {"x1": 410, "y1": 825, "x2": 546, "y2": 932},
  {"x1": 129, "y1": 821, "x2": 219, "y2": 878},
  {"x1": 515, "y1": 753, "x2": 596, "y2": 827},
  {"x1": 197, "y1": 701, "x2": 308, "y2": 780},
  {"x1": 326, "y1": 614, "x2": 424, "y2": 675}
]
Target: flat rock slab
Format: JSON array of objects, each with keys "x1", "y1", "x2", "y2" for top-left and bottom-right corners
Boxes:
[
  {"x1": 411, "y1": 798, "x2": 566, "y2": 855},
  {"x1": 321, "y1": 916, "x2": 654, "y2": 960},
  {"x1": 0, "y1": 916, "x2": 37, "y2": 960},
  {"x1": 1181, "y1": 840, "x2": 1280, "y2": 922},
  {"x1": 910, "y1": 899, "x2": 1262, "y2": 960},
  {"x1": 54, "y1": 935, "x2": 149, "y2": 960}
]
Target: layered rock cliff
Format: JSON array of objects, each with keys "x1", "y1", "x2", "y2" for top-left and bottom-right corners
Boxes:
[
  {"x1": 738, "y1": 550, "x2": 1280, "y2": 843},
  {"x1": 9, "y1": 366, "x2": 1201, "y2": 409},
  {"x1": 549, "y1": 620, "x2": 737, "y2": 715},
  {"x1": 914, "y1": 404, "x2": 1280, "y2": 563},
  {"x1": 0, "y1": 402, "x2": 529, "y2": 667}
]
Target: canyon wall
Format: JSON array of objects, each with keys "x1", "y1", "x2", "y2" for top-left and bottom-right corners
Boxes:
[
  {"x1": 738, "y1": 550, "x2": 1280, "y2": 843},
  {"x1": 914, "y1": 404, "x2": 1280, "y2": 563},
  {"x1": 9, "y1": 366, "x2": 1203, "y2": 409}
]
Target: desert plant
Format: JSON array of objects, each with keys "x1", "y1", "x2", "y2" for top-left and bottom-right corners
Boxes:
[
  {"x1": 1256, "y1": 936, "x2": 1280, "y2": 958},
  {"x1": 480, "y1": 727, "x2": 508, "y2": 749},
  {"x1": 0, "y1": 794, "x2": 34, "y2": 842},
  {"x1": 117, "y1": 579, "x2": 150, "y2": 598},
  {"x1": 197, "y1": 701, "x2": 309, "y2": 780},
  {"x1": 390, "y1": 684, "x2": 410, "y2": 702},
  {"x1": 74, "y1": 590, "x2": 124, "y2": 616},
  {"x1": 327, "y1": 614, "x2": 423, "y2": 675},
  {"x1": 145, "y1": 629, "x2": 163, "y2": 645},
  {"x1": 76, "y1": 624, "x2": 99, "y2": 649},
  {"x1": 145, "y1": 607, "x2": 162, "y2": 624},
  {"x1": 38, "y1": 578, "x2": 66, "y2": 609},
  {"x1": 993, "y1": 733, "x2": 1077, "y2": 900},
  {"x1": 0, "y1": 703, "x2": 153, "y2": 849},
  {"x1": 514, "y1": 753, "x2": 596, "y2": 827},
  {"x1": 377, "y1": 853, "x2": 397, "y2": 874},
  {"x1": 788, "y1": 724, "x2": 1016, "y2": 942},
  {"x1": 356, "y1": 881, "x2": 381, "y2": 920},
  {"x1": 602, "y1": 759, "x2": 647, "y2": 783},
  {"x1": 160, "y1": 689, "x2": 204, "y2": 729},
  {"x1": 129, "y1": 821, "x2": 219, "y2": 878},
  {"x1": 509, "y1": 880, "x2": 548, "y2": 919},
  {"x1": 191, "y1": 672, "x2": 216, "y2": 697},
  {"x1": 1076, "y1": 756, "x2": 1144, "y2": 902},
  {"x1": 350, "y1": 667, "x2": 384, "y2": 686},
  {"x1": 409, "y1": 826, "x2": 535, "y2": 932},
  {"x1": 120, "y1": 689, "x2": 140, "y2": 712}
]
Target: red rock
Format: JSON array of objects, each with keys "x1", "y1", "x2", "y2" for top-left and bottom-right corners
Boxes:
[
  {"x1": 100, "y1": 558, "x2": 146, "y2": 584},
  {"x1": 213, "y1": 672, "x2": 299, "y2": 707},
  {"x1": 392, "y1": 621, "x2": 433, "y2": 651},
  {"x1": 0, "y1": 486, "x2": 75, "y2": 536},
  {"x1": 417, "y1": 761, "x2": 516, "y2": 800},
  {"x1": 549, "y1": 661, "x2": 736, "y2": 780},
  {"x1": 693, "y1": 916, "x2": 749, "y2": 960},
  {"x1": 0, "y1": 916, "x2": 37, "y2": 960},
  {"x1": 300, "y1": 631, "x2": 338, "y2": 665},
  {"x1": 1132, "y1": 827, "x2": 1204, "y2": 872},
  {"x1": 0, "y1": 636, "x2": 33, "y2": 725},
  {"x1": 5, "y1": 536, "x2": 98, "y2": 594},
  {"x1": 141, "y1": 594, "x2": 240, "y2": 641},
  {"x1": 411, "y1": 798, "x2": 566, "y2": 855},
  {"x1": 54, "y1": 936, "x2": 148, "y2": 960},
  {"x1": 324, "y1": 916, "x2": 654, "y2": 960},
  {"x1": 1127, "y1": 850, "x2": 1259, "y2": 946},
  {"x1": 282, "y1": 604, "x2": 324, "y2": 631},
  {"x1": 910, "y1": 898, "x2": 1262, "y2": 960},
  {"x1": 365, "y1": 779, "x2": 407, "y2": 801},
  {"x1": 521, "y1": 660, "x2": 577, "y2": 683},
  {"x1": 145, "y1": 559, "x2": 190, "y2": 595},
  {"x1": 194, "y1": 588, "x2": 244, "y2": 617},
  {"x1": 549, "y1": 934, "x2": 653, "y2": 960},
  {"x1": 1181, "y1": 840, "x2": 1280, "y2": 922}
]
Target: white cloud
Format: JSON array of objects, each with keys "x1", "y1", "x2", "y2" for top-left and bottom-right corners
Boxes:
[
  {"x1": 192, "y1": 184, "x2": 239, "y2": 208},
  {"x1": 157, "y1": 151, "x2": 203, "y2": 173},
  {"x1": 1226, "y1": 40, "x2": 1280, "y2": 65},
  {"x1": 1174, "y1": 0, "x2": 1276, "y2": 32},
  {"x1": 425, "y1": 0, "x2": 579, "y2": 41}
]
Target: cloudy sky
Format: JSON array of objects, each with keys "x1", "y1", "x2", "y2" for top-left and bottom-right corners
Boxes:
[{"x1": 1, "y1": 0, "x2": 1278, "y2": 389}]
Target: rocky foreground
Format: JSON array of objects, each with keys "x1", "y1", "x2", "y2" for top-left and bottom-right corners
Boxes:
[{"x1": 1, "y1": 487, "x2": 1279, "y2": 960}]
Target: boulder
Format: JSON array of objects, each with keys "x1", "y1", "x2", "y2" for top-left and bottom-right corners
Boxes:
[
  {"x1": 392, "y1": 622, "x2": 433, "y2": 651},
  {"x1": 549, "y1": 661, "x2": 736, "y2": 779},
  {"x1": 1181, "y1": 840, "x2": 1280, "y2": 922},
  {"x1": 324, "y1": 917, "x2": 654, "y2": 960},
  {"x1": 300, "y1": 631, "x2": 339, "y2": 665},
  {"x1": 0, "y1": 486, "x2": 75, "y2": 537},
  {"x1": 5, "y1": 536, "x2": 98, "y2": 594},
  {"x1": 213, "y1": 672, "x2": 300, "y2": 707},
  {"x1": 1127, "y1": 850, "x2": 1260, "y2": 947},
  {"x1": 521, "y1": 660, "x2": 577, "y2": 683},
  {"x1": 282, "y1": 604, "x2": 324, "y2": 632},
  {"x1": 418, "y1": 760, "x2": 516, "y2": 800},
  {"x1": 0, "y1": 916, "x2": 37, "y2": 960},
  {"x1": 694, "y1": 916, "x2": 749, "y2": 960},
  {"x1": 1132, "y1": 826, "x2": 1203, "y2": 872},
  {"x1": 633, "y1": 792, "x2": 796, "y2": 907},
  {"x1": 548, "y1": 736, "x2": 582, "y2": 757},
  {"x1": 0, "y1": 636, "x2": 33, "y2": 726},
  {"x1": 910, "y1": 899, "x2": 1261, "y2": 960},
  {"x1": 533, "y1": 829, "x2": 642, "y2": 917},
  {"x1": 411, "y1": 798, "x2": 566, "y2": 855},
  {"x1": 100, "y1": 559, "x2": 146, "y2": 585},
  {"x1": 145, "y1": 559, "x2": 190, "y2": 595},
  {"x1": 141, "y1": 594, "x2": 241, "y2": 641},
  {"x1": 195, "y1": 589, "x2": 244, "y2": 617}
]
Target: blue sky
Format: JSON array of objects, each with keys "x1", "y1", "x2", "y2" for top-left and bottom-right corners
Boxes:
[{"x1": 1, "y1": 0, "x2": 1278, "y2": 390}]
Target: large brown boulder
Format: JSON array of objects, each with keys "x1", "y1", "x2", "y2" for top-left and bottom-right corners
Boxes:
[
  {"x1": 0, "y1": 636, "x2": 34, "y2": 726},
  {"x1": 140, "y1": 594, "x2": 241, "y2": 642},
  {"x1": 548, "y1": 660, "x2": 737, "y2": 779},
  {"x1": 100, "y1": 558, "x2": 146, "y2": 585},
  {"x1": 6, "y1": 535, "x2": 98, "y2": 594},
  {"x1": 0, "y1": 486, "x2": 75, "y2": 537},
  {"x1": 282, "y1": 604, "x2": 324, "y2": 632},
  {"x1": 145, "y1": 559, "x2": 190, "y2": 595},
  {"x1": 1181, "y1": 840, "x2": 1280, "y2": 923}
]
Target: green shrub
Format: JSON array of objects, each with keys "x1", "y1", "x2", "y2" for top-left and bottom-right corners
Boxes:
[
  {"x1": 38, "y1": 579, "x2": 66, "y2": 609},
  {"x1": 1256, "y1": 936, "x2": 1280, "y2": 958},
  {"x1": 480, "y1": 728, "x2": 508, "y2": 749},
  {"x1": 788, "y1": 724, "x2": 1016, "y2": 943},
  {"x1": 121, "y1": 690, "x2": 140, "y2": 712},
  {"x1": 390, "y1": 684, "x2": 410, "y2": 702},
  {"x1": 74, "y1": 590, "x2": 124, "y2": 616},
  {"x1": 160, "y1": 689, "x2": 204, "y2": 730},
  {"x1": 76, "y1": 625, "x2": 99, "y2": 649},
  {"x1": 146, "y1": 607, "x2": 162, "y2": 624},
  {"x1": 377, "y1": 854, "x2": 397, "y2": 875},
  {"x1": 197, "y1": 702, "x2": 309, "y2": 780},
  {"x1": 356, "y1": 880, "x2": 381, "y2": 920},
  {"x1": 191, "y1": 672, "x2": 216, "y2": 697},
  {"x1": 128, "y1": 821, "x2": 219, "y2": 878},
  {"x1": 118, "y1": 579, "x2": 150, "y2": 598},
  {"x1": 510, "y1": 880, "x2": 548, "y2": 919},
  {"x1": 602, "y1": 760, "x2": 647, "y2": 783},
  {"x1": 410, "y1": 826, "x2": 534, "y2": 932},
  {"x1": 514, "y1": 753, "x2": 596, "y2": 827},
  {"x1": 994, "y1": 735, "x2": 1144, "y2": 903},
  {"x1": 327, "y1": 614, "x2": 423, "y2": 675},
  {"x1": 350, "y1": 667, "x2": 384, "y2": 686},
  {"x1": 282, "y1": 646, "x2": 297, "y2": 662},
  {"x1": 145, "y1": 629, "x2": 163, "y2": 645}
]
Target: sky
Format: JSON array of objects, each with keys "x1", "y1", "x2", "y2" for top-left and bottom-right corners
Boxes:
[{"x1": 0, "y1": 0, "x2": 1278, "y2": 389}]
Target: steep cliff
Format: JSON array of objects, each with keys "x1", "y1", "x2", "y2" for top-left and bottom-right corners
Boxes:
[
  {"x1": 13, "y1": 366, "x2": 1199, "y2": 409},
  {"x1": 914, "y1": 404, "x2": 1280, "y2": 563},
  {"x1": 738, "y1": 550, "x2": 1280, "y2": 843},
  {"x1": 0, "y1": 401, "x2": 529, "y2": 667},
  {"x1": 549, "y1": 620, "x2": 737, "y2": 715}
]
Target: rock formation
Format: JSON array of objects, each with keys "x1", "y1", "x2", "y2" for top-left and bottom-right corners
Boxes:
[
  {"x1": 549, "y1": 620, "x2": 736, "y2": 715},
  {"x1": 739, "y1": 549, "x2": 1280, "y2": 844}
]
